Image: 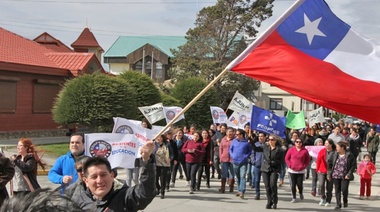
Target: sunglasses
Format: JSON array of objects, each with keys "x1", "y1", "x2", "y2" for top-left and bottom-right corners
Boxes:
[
  {"x1": 295, "y1": 141, "x2": 303, "y2": 143},
  {"x1": 76, "y1": 168, "x2": 83, "y2": 172},
  {"x1": 268, "y1": 138, "x2": 275, "y2": 141}
]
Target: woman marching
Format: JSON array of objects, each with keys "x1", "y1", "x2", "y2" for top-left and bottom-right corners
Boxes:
[
  {"x1": 11, "y1": 138, "x2": 45, "y2": 197},
  {"x1": 153, "y1": 134, "x2": 173, "y2": 199},
  {"x1": 328, "y1": 141, "x2": 356, "y2": 210},
  {"x1": 251, "y1": 134, "x2": 284, "y2": 209},
  {"x1": 182, "y1": 131, "x2": 205, "y2": 194}
]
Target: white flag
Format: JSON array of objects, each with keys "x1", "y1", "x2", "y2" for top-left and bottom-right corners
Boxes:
[
  {"x1": 226, "y1": 111, "x2": 251, "y2": 129},
  {"x1": 308, "y1": 107, "x2": 325, "y2": 127},
  {"x1": 138, "y1": 103, "x2": 165, "y2": 124},
  {"x1": 210, "y1": 106, "x2": 228, "y2": 124},
  {"x1": 85, "y1": 133, "x2": 140, "y2": 169},
  {"x1": 227, "y1": 90, "x2": 254, "y2": 112},
  {"x1": 112, "y1": 117, "x2": 170, "y2": 156},
  {"x1": 163, "y1": 106, "x2": 185, "y2": 124}
]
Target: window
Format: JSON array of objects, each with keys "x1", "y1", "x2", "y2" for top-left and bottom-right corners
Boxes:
[
  {"x1": 269, "y1": 98, "x2": 283, "y2": 110},
  {"x1": 33, "y1": 80, "x2": 60, "y2": 113},
  {"x1": 136, "y1": 61, "x2": 142, "y2": 70},
  {"x1": 145, "y1": 61, "x2": 152, "y2": 78},
  {"x1": 155, "y1": 62, "x2": 163, "y2": 80},
  {"x1": 0, "y1": 79, "x2": 18, "y2": 113}
]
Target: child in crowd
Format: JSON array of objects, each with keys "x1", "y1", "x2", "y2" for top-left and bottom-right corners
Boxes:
[{"x1": 357, "y1": 154, "x2": 376, "y2": 199}]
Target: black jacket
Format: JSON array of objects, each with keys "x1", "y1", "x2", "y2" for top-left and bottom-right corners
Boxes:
[
  {"x1": 327, "y1": 151, "x2": 356, "y2": 180},
  {"x1": 78, "y1": 158, "x2": 156, "y2": 212},
  {"x1": 13, "y1": 154, "x2": 40, "y2": 190},
  {"x1": 0, "y1": 154, "x2": 15, "y2": 207},
  {"x1": 251, "y1": 142, "x2": 284, "y2": 173}
]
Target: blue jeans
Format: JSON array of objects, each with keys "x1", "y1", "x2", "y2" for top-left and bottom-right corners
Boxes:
[
  {"x1": 233, "y1": 163, "x2": 247, "y2": 194},
  {"x1": 221, "y1": 162, "x2": 234, "y2": 179},
  {"x1": 252, "y1": 166, "x2": 262, "y2": 196}
]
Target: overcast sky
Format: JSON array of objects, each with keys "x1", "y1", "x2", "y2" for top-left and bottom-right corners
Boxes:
[{"x1": 1, "y1": 0, "x2": 380, "y2": 61}]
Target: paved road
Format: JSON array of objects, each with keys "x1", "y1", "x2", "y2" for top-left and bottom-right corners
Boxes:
[{"x1": 2, "y1": 136, "x2": 380, "y2": 211}]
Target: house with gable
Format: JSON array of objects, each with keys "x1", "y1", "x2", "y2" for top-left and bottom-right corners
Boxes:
[
  {"x1": 0, "y1": 27, "x2": 104, "y2": 135},
  {"x1": 104, "y1": 36, "x2": 187, "y2": 81}
]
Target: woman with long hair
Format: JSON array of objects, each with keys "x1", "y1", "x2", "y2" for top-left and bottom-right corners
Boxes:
[
  {"x1": 170, "y1": 129, "x2": 190, "y2": 187},
  {"x1": 153, "y1": 134, "x2": 173, "y2": 199},
  {"x1": 196, "y1": 129, "x2": 214, "y2": 190},
  {"x1": 11, "y1": 138, "x2": 45, "y2": 196},
  {"x1": 316, "y1": 138, "x2": 336, "y2": 207},
  {"x1": 328, "y1": 141, "x2": 356, "y2": 210},
  {"x1": 182, "y1": 131, "x2": 205, "y2": 194}
]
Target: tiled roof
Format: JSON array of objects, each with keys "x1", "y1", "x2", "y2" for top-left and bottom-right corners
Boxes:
[
  {"x1": 104, "y1": 36, "x2": 187, "y2": 58},
  {"x1": 0, "y1": 27, "x2": 60, "y2": 68},
  {"x1": 46, "y1": 52, "x2": 95, "y2": 71},
  {"x1": 71, "y1": 27, "x2": 103, "y2": 51},
  {"x1": 34, "y1": 32, "x2": 73, "y2": 52}
]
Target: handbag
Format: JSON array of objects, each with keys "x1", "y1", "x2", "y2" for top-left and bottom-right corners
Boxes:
[{"x1": 23, "y1": 174, "x2": 35, "y2": 192}]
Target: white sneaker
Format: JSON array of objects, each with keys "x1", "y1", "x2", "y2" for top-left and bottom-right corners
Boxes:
[
  {"x1": 186, "y1": 181, "x2": 190, "y2": 186},
  {"x1": 291, "y1": 198, "x2": 296, "y2": 203},
  {"x1": 319, "y1": 199, "x2": 326, "y2": 206},
  {"x1": 359, "y1": 196, "x2": 364, "y2": 200},
  {"x1": 170, "y1": 182, "x2": 175, "y2": 188},
  {"x1": 324, "y1": 202, "x2": 330, "y2": 207}
]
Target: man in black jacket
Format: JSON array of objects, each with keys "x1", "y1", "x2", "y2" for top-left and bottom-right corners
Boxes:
[
  {"x1": 78, "y1": 141, "x2": 155, "y2": 212},
  {"x1": 0, "y1": 151, "x2": 15, "y2": 207}
]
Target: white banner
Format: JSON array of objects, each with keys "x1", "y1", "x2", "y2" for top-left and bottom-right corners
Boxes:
[
  {"x1": 85, "y1": 133, "x2": 139, "y2": 169},
  {"x1": 138, "y1": 103, "x2": 165, "y2": 124},
  {"x1": 112, "y1": 117, "x2": 168, "y2": 156},
  {"x1": 226, "y1": 111, "x2": 251, "y2": 129},
  {"x1": 227, "y1": 90, "x2": 254, "y2": 112},
  {"x1": 210, "y1": 106, "x2": 228, "y2": 124},
  {"x1": 163, "y1": 106, "x2": 185, "y2": 124},
  {"x1": 308, "y1": 107, "x2": 325, "y2": 127}
]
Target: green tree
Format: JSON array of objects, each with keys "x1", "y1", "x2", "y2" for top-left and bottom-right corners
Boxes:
[
  {"x1": 171, "y1": 77, "x2": 219, "y2": 129},
  {"x1": 170, "y1": 0, "x2": 273, "y2": 108},
  {"x1": 53, "y1": 74, "x2": 138, "y2": 132},
  {"x1": 119, "y1": 71, "x2": 161, "y2": 120}
]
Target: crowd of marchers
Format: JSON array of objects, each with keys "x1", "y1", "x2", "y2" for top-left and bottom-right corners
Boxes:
[{"x1": 0, "y1": 119, "x2": 378, "y2": 211}]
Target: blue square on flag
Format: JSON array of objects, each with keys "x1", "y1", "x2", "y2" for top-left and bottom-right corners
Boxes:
[{"x1": 250, "y1": 105, "x2": 286, "y2": 138}]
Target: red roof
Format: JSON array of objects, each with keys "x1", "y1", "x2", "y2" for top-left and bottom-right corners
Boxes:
[
  {"x1": 0, "y1": 27, "x2": 104, "y2": 76},
  {"x1": 34, "y1": 32, "x2": 73, "y2": 52},
  {"x1": 0, "y1": 27, "x2": 60, "y2": 68},
  {"x1": 46, "y1": 52, "x2": 95, "y2": 71},
  {"x1": 71, "y1": 27, "x2": 103, "y2": 51}
]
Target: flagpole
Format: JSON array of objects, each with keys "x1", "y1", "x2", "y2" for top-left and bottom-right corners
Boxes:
[
  {"x1": 225, "y1": 0, "x2": 305, "y2": 70},
  {"x1": 153, "y1": 68, "x2": 229, "y2": 139}
]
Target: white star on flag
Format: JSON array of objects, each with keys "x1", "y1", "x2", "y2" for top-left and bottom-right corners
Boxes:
[{"x1": 295, "y1": 13, "x2": 326, "y2": 45}]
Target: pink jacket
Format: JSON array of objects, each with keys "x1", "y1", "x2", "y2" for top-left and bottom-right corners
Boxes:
[
  {"x1": 219, "y1": 136, "x2": 233, "y2": 163},
  {"x1": 358, "y1": 161, "x2": 376, "y2": 179},
  {"x1": 285, "y1": 146, "x2": 310, "y2": 172}
]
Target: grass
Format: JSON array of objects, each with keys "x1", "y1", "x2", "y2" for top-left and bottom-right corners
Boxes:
[{"x1": 36, "y1": 143, "x2": 69, "y2": 158}]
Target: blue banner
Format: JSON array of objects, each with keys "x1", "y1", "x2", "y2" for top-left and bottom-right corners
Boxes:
[{"x1": 250, "y1": 105, "x2": 286, "y2": 138}]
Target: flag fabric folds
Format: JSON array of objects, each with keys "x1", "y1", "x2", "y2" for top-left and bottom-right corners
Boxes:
[
  {"x1": 227, "y1": 111, "x2": 251, "y2": 129},
  {"x1": 308, "y1": 107, "x2": 325, "y2": 127},
  {"x1": 163, "y1": 106, "x2": 185, "y2": 124},
  {"x1": 210, "y1": 106, "x2": 228, "y2": 124},
  {"x1": 227, "y1": 90, "x2": 253, "y2": 113},
  {"x1": 227, "y1": 0, "x2": 380, "y2": 123},
  {"x1": 286, "y1": 110, "x2": 306, "y2": 129},
  {"x1": 85, "y1": 133, "x2": 139, "y2": 169},
  {"x1": 250, "y1": 105, "x2": 286, "y2": 138},
  {"x1": 138, "y1": 103, "x2": 165, "y2": 124}
]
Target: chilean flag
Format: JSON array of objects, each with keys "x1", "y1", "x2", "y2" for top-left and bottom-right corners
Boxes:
[{"x1": 227, "y1": 0, "x2": 380, "y2": 123}]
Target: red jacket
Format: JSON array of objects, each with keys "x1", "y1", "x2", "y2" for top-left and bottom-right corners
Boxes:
[
  {"x1": 285, "y1": 146, "x2": 310, "y2": 172},
  {"x1": 358, "y1": 161, "x2": 376, "y2": 179},
  {"x1": 316, "y1": 148, "x2": 328, "y2": 174},
  {"x1": 182, "y1": 139, "x2": 205, "y2": 163}
]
